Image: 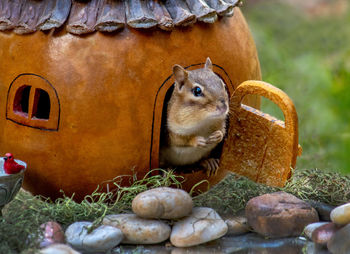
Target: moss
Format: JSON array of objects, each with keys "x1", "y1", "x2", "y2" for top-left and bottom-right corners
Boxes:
[
  {"x1": 194, "y1": 168, "x2": 350, "y2": 214},
  {"x1": 0, "y1": 169, "x2": 183, "y2": 253},
  {"x1": 1, "y1": 168, "x2": 350, "y2": 253}
]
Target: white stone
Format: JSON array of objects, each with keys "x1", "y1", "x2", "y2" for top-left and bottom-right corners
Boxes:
[
  {"x1": 132, "y1": 187, "x2": 193, "y2": 219},
  {"x1": 40, "y1": 244, "x2": 81, "y2": 254},
  {"x1": 170, "y1": 207, "x2": 228, "y2": 247},
  {"x1": 103, "y1": 214, "x2": 171, "y2": 244},
  {"x1": 330, "y1": 203, "x2": 350, "y2": 225},
  {"x1": 65, "y1": 222, "x2": 123, "y2": 253},
  {"x1": 304, "y1": 222, "x2": 328, "y2": 239}
]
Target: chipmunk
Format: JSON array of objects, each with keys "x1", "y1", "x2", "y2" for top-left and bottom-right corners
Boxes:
[{"x1": 160, "y1": 58, "x2": 229, "y2": 176}]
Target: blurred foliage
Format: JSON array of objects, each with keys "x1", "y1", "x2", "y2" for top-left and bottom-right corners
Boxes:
[{"x1": 242, "y1": 1, "x2": 350, "y2": 173}]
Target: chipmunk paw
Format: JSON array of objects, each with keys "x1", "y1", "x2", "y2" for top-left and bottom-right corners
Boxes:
[
  {"x1": 200, "y1": 158, "x2": 220, "y2": 177},
  {"x1": 195, "y1": 136, "x2": 208, "y2": 148},
  {"x1": 207, "y1": 130, "x2": 224, "y2": 144}
]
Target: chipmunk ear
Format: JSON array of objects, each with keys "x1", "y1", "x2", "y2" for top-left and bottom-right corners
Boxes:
[
  {"x1": 173, "y1": 64, "x2": 188, "y2": 91},
  {"x1": 205, "y1": 57, "x2": 213, "y2": 70}
]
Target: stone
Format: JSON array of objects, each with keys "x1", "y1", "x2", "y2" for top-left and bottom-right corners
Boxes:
[
  {"x1": 103, "y1": 214, "x2": 171, "y2": 244},
  {"x1": 304, "y1": 242, "x2": 331, "y2": 254},
  {"x1": 40, "y1": 243, "x2": 80, "y2": 254},
  {"x1": 245, "y1": 191, "x2": 319, "y2": 238},
  {"x1": 307, "y1": 200, "x2": 335, "y2": 221},
  {"x1": 327, "y1": 224, "x2": 350, "y2": 254},
  {"x1": 170, "y1": 207, "x2": 228, "y2": 247},
  {"x1": 330, "y1": 203, "x2": 350, "y2": 225},
  {"x1": 223, "y1": 215, "x2": 251, "y2": 236},
  {"x1": 38, "y1": 221, "x2": 65, "y2": 248},
  {"x1": 311, "y1": 222, "x2": 339, "y2": 245},
  {"x1": 82, "y1": 225, "x2": 123, "y2": 252},
  {"x1": 65, "y1": 222, "x2": 123, "y2": 253},
  {"x1": 304, "y1": 222, "x2": 328, "y2": 239},
  {"x1": 65, "y1": 221, "x2": 91, "y2": 249},
  {"x1": 39, "y1": 221, "x2": 65, "y2": 248},
  {"x1": 132, "y1": 187, "x2": 193, "y2": 219}
]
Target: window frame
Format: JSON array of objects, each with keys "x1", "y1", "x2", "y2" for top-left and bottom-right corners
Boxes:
[{"x1": 6, "y1": 73, "x2": 60, "y2": 131}]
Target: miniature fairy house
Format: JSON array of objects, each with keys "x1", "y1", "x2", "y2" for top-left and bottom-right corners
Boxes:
[{"x1": 0, "y1": 0, "x2": 273, "y2": 200}]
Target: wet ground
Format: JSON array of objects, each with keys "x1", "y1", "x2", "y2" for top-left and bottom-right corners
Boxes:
[{"x1": 112, "y1": 233, "x2": 330, "y2": 254}]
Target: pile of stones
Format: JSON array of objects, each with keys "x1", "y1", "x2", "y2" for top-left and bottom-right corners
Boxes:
[
  {"x1": 304, "y1": 203, "x2": 350, "y2": 254},
  {"x1": 40, "y1": 187, "x2": 229, "y2": 253},
  {"x1": 37, "y1": 188, "x2": 349, "y2": 254}
]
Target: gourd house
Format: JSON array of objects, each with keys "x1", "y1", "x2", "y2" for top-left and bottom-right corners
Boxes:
[{"x1": 0, "y1": 0, "x2": 262, "y2": 200}]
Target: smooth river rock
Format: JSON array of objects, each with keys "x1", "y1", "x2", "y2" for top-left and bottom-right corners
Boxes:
[
  {"x1": 132, "y1": 187, "x2": 193, "y2": 219},
  {"x1": 170, "y1": 207, "x2": 228, "y2": 247},
  {"x1": 40, "y1": 243, "x2": 80, "y2": 254},
  {"x1": 65, "y1": 222, "x2": 123, "y2": 253},
  {"x1": 327, "y1": 223, "x2": 350, "y2": 254},
  {"x1": 311, "y1": 222, "x2": 339, "y2": 245},
  {"x1": 330, "y1": 203, "x2": 350, "y2": 225},
  {"x1": 246, "y1": 191, "x2": 319, "y2": 238},
  {"x1": 39, "y1": 221, "x2": 65, "y2": 248},
  {"x1": 39, "y1": 243, "x2": 80, "y2": 254},
  {"x1": 307, "y1": 200, "x2": 335, "y2": 221},
  {"x1": 223, "y1": 215, "x2": 251, "y2": 236},
  {"x1": 103, "y1": 214, "x2": 171, "y2": 244},
  {"x1": 65, "y1": 221, "x2": 91, "y2": 249},
  {"x1": 304, "y1": 222, "x2": 328, "y2": 239}
]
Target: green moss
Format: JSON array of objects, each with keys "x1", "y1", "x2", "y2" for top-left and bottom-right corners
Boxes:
[
  {"x1": 2, "y1": 168, "x2": 350, "y2": 253},
  {"x1": 194, "y1": 168, "x2": 350, "y2": 215},
  {"x1": 0, "y1": 169, "x2": 183, "y2": 253}
]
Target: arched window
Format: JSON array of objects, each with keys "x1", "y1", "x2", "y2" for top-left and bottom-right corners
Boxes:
[{"x1": 7, "y1": 74, "x2": 60, "y2": 131}]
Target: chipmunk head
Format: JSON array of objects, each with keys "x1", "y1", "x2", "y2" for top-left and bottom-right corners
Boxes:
[{"x1": 168, "y1": 58, "x2": 229, "y2": 134}]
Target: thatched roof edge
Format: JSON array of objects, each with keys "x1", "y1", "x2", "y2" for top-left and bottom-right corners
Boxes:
[{"x1": 0, "y1": 0, "x2": 240, "y2": 35}]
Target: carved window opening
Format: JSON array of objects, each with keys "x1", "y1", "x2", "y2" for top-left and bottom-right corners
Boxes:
[
  {"x1": 7, "y1": 74, "x2": 60, "y2": 131},
  {"x1": 13, "y1": 85, "x2": 31, "y2": 116},
  {"x1": 32, "y1": 89, "x2": 51, "y2": 120}
]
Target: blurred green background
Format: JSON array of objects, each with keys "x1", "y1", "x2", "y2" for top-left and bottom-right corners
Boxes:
[{"x1": 241, "y1": 0, "x2": 350, "y2": 174}]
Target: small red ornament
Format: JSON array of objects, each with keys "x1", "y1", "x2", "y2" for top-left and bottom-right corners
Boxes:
[{"x1": 3, "y1": 153, "x2": 24, "y2": 174}]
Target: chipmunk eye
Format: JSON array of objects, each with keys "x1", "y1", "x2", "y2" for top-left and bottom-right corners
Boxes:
[{"x1": 192, "y1": 86, "x2": 203, "y2": 97}]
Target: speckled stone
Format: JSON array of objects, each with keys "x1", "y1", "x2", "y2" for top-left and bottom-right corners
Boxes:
[
  {"x1": 330, "y1": 203, "x2": 350, "y2": 225},
  {"x1": 170, "y1": 207, "x2": 228, "y2": 247},
  {"x1": 246, "y1": 192, "x2": 319, "y2": 238},
  {"x1": 132, "y1": 187, "x2": 193, "y2": 219},
  {"x1": 304, "y1": 222, "x2": 328, "y2": 240},
  {"x1": 65, "y1": 222, "x2": 123, "y2": 253},
  {"x1": 40, "y1": 243, "x2": 80, "y2": 254},
  {"x1": 103, "y1": 214, "x2": 171, "y2": 244},
  {"x1": 39, "y1": 221, "x2": 65, "y2": 248}
]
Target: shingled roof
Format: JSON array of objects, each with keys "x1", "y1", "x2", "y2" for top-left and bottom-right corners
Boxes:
[{"x1": 0, "y1": 0, "x2": 240, "y2": 35}]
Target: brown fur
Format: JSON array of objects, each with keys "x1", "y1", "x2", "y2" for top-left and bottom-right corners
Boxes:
[{"x1": 160, "y1": 58, "x2": 229, "y2": 173}]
